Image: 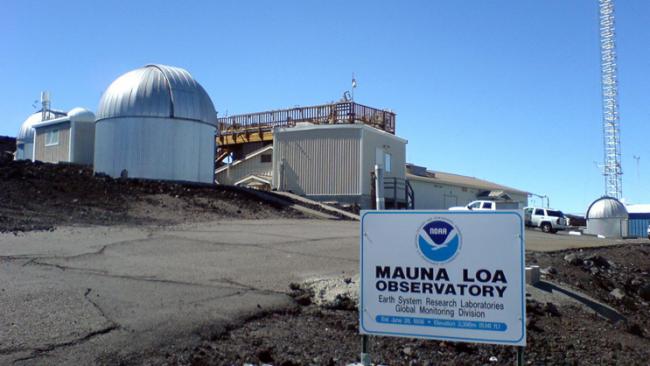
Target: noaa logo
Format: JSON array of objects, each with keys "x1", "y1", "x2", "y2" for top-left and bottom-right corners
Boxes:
[{"x1": 416, "y1": 219, "x2": 461, "y2": 263}]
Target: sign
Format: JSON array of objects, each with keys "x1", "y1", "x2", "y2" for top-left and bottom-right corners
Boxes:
[{"x1": 360, "y1": 210, "x2": 526, "y2": 346}]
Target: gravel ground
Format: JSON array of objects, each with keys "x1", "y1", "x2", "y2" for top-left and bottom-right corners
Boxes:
[
  {"x1": 0, "y1": 159, "x2": 304, "y2": 232},
  {"x1": 163, "y1": 244, "x2": 650, "y2": 366}
]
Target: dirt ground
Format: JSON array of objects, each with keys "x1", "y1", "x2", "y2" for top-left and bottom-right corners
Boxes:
[
  {"x1": 162, "y1": 244, "x2": 650, "y2": 366},
  {"x1": 0, "y1": 159, "x2": 304, "y2": 233}
]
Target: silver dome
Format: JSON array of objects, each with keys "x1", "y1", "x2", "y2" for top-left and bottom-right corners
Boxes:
[
  {"x1": 17, "y1": 110, "x2": 67, "y2": 142},
  {"x1": 96, "y1": 64, "x2": 216, "y2": 126},
  {"x1": 587, "y1": 196, "x2": 629, "y2": 219}
]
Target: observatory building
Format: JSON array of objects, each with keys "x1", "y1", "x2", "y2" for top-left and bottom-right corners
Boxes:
[
  {"x1": 585, "y1": 196, "x2": 629, "y2": 238},
  {"x1": 32, "y1": 107, "x2": 96, "y2": 165},
  {"x1": 16, "y1": 108, "x2": 66, "y2": 161},
  {"x1": 94, "y1": 64, "x2": 217, "y2": 183}
]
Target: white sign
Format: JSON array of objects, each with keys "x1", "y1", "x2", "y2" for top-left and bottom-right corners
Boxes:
[{"x1": 360, "y1": 210, "x2": 526, "y2": 346}]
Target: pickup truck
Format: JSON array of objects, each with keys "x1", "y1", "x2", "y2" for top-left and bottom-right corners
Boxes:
[
  {"x1": 449, "y1": 200, "x2": 520, "y2": 211},
  {"x1": 524, "y1": 207, "x2": 568, "y2": 233}
]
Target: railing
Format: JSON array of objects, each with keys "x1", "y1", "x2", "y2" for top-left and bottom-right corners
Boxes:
[
  {"x1": 218, "y1": 101, "x2": 395, "y2": 136},
  {"x1": 382, "y1": 177, "x2": 415, "y2": 209}
]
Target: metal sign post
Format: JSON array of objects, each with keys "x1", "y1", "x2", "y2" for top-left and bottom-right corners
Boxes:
[{"x1": 360, "y1": 165, "x2": 385, "y2": 365}]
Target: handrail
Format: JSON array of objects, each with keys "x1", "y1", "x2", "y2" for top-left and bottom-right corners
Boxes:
[{"x1": 218, "y1": 101, "x2": 395, "y2": 135}]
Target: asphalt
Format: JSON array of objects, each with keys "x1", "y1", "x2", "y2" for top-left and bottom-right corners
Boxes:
[
  {"x1": 0, "y1": 220, "x2": 359, "y2": 365},
  {"x1": 0, "y1": 222, "x2": 625, "y2": 365}
]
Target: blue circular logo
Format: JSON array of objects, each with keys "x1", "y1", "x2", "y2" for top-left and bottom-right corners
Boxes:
[{"x1": 416, "y1": 219, "x2": 461, "y2": 263}]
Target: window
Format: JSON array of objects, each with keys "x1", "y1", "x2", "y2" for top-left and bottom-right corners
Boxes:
[
  {"x1": 547, "y1": 210, "x2": 564, "y2": 218},
  {"x1": 468, "y1": 201, "x2": 481, "y2": 209},
  {"x1": 260, "y1": 154, "x2": 272, "y2": 163},
  {"x1": 534, "y1": 208, "x2": 545, "y2": 216},
  {"x1": 45, "y1": 130, "x2": 59, "y2": 146},
  {"x1": 483, "y1": 202, "x2": 493, "y2": 209},
  {"x1": 384, "y1": 153, "x2": 392, "y2": 173}
]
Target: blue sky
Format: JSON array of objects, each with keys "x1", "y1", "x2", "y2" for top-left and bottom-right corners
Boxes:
[{"x1": 1, "y1": 1, "x2": 649, "y2": 213}]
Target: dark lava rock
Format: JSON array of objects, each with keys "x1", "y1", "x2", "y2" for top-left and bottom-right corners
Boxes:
[
  {"x1": 638, "y1": 283, "x2": 650, "y2": 301},
  {"x1": 294, "y1": 294, "x2": 312, "y2": 306},
  {"x1": 585, "y1": 254, "x2": 610, "y2": 268},
  {"x1": 543, "y1": 302, "x2": 561, "y2": 317},
  {"x1": 256, "y1": 347, "x2": 274, "y2": 363},
  {"x1": 326, "y1": 294, "x2": 356, "y2": 311},
  {"x1": 627, "y1": 322, "x2": 644, "y2": 337},
  {"x1": 564, "y1": 253, "x2": 583, "y2": 266}
]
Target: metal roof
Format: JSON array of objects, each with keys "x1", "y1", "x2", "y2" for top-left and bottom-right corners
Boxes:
[
  {"x1": 406, "y1": 165, "x2": 529, "y2": 195},
  {"x1": 96, "y1": 64, "x2": 217, "y2": 126},
  {"x1": 17, "y1": 110, "x2": 67, "y2": 142},
  {"x1": 587, "y1": 196, "x2": 628, "y2": 219}
]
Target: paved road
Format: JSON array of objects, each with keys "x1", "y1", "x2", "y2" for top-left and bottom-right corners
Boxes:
[
  {"x1": 0, "y1": 220, "x2": 632, "y2": 364},
  {"x1": 0, "y1": 220, "x2": 359, "y2": 365}
]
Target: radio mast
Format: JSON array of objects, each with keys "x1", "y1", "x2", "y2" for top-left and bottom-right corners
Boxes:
[{"x1": 599, "y1": 0, "x2": 623, "y2": 198}]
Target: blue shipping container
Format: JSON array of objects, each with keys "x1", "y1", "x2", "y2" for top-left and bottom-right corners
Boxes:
[{"x1": 628, "y1": 213, "x2": 650, "y2": 238}]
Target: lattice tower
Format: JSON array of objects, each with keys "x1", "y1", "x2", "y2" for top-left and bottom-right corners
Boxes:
[{"x1": 599, "y1": 0, "x2": 623, "y2": 198}]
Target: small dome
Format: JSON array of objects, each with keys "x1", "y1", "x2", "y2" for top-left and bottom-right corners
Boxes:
[
  {"x1": 17, "y1": 110, "x2": 67, "y2": 142},
  {"x1": 96, "y1": 64, "x2": 216, "y2": 126},
  {"x1": 587, "y1": 196, "x2": 629, "y2": 219},
  {"x1": 67, "y1": 107, "x2": 95, "y2": 123}
]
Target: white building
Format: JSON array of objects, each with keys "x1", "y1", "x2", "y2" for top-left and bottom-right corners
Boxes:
[
  {"x1": 94, "y1": 64, "x2": 217, "y2": 183},
  {"x1": 585, "y1": 196, "x2": 629, "y2": 238},
  {"x1": 32, "y1": 108, "x2": 95, "y2": 165}
]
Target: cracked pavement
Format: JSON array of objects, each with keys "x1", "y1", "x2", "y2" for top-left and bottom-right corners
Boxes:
[{"x1": 0, "y1": 219, "x2": 359, "y2": 365}]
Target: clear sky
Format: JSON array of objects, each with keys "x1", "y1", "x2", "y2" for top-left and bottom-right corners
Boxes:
[{"x1": 2, "y1": 1, "x2": 649, "y2": 214}]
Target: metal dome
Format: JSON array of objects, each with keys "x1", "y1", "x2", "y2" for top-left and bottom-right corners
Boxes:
[
  {"x1": 17, "y1": 110, "x2": 67, "y2": 142},
  {"x1": 586, "y1": 196, "x2": 628, "y2": 219},
  {"x1": 96, "y1": 64, "x2": 217, "y2": 126}
]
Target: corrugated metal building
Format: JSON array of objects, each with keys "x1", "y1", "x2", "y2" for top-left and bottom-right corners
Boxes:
[
  {"x1": 406, "y1": 163, "x2": 529, "y2": 209},
  {"x1": 216, "y1": 145, "x2": 273, "y2": 189},
  {"x1": 94, "y1": 64, "x2": 217, "y2": 183},
  {"x1": 625, "y1": 204, "x2": 650, "y2": 238},
  {"x1": 272, "y1": 124, "x2": 407, "y2": 208},
  {"x1": 32, "y1": 108, "x2": 95, "y2": 165},
  {"x1": 16, "y1": 110, "x2": 66, "y2": 160}
]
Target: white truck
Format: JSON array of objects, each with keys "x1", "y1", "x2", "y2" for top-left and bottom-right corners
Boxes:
[
  {"x1": 524, "y1": 207, "x2": 568, "y2": 233},
  {"x1": 448, "y1": 200, "x2": 520, "y2": 211}
]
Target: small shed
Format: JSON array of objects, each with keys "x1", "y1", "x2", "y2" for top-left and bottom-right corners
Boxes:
[
  {"x1": 585, "y1": 196, "x2": 628, "y2": 238},
  {"x1": 32, "y1": 108, "x2": 95, "y2": 165}
]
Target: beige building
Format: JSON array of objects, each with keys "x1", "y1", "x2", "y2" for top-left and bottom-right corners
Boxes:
[
  {"x1": 406, "y1": 163, "x2": 528, "y2": 209},
  {"x1": 32, "y1": 108, "x2": 95, "y2": 165},
  {"x1": 272, "y1": 124, "x2": 407, "y2": 208}
]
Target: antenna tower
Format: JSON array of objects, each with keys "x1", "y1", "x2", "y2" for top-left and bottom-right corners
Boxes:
[
  {"x1": 599, "y1": 0, "x2": 622, "y2": 198},
  {"x1": 41, "y1": 91, "x2": 51, "y2": 121}
]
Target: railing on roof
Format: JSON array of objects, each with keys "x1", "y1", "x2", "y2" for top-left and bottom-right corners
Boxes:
[{"x1": 217, "y1": 101, "x2": 395, "y2": 136}]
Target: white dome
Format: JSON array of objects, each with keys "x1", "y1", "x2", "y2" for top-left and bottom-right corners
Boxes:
[
  {"x1": 17, "y1": 110, "x2": 67, "y2": 142},
  {"x1": 587, "y1": 196, "x2": 629, "y2": 219},
  {"x1": 96, "y1": 64, "x2": 216, "y2": 126},
  {"x1": 67, "y1": 107, "x2": 95, "y2": 123}
]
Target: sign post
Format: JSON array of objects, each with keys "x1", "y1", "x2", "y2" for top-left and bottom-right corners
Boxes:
[{"x1": 359, "y1": 210, "x2": 526, "y2": 357}]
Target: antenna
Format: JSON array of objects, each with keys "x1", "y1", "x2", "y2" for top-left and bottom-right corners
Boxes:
[
  {"x1": 41, "y1": 91, "x2": 51, "y2": 121},
  {"x1": 351, "y1": 73, "x2": 357, "y2": 102},
  {"x1": 633, "y1": 155, "x2": 640, "y2": 179},
  {"x1": 599, "y1": 0, "x2": 623, "y2": 198}
]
